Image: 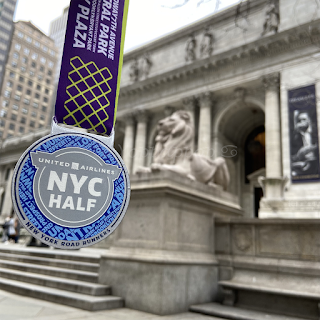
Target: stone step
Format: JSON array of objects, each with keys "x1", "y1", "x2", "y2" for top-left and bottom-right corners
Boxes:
[
  {"x1": 0, "y1": 260, "x2": 98, "y2": 283},
  {"x1": 0, "y1": 247, "x2": 101, "y2": 263},
  {"x1": 219, "y1": 280, "x2": 320, "y2": 300},
  {"x1": 190, "y1": 303, "x2": 305, "y2": 320},
  {"x1": 0, "y1": 277, "x2": 124, "y2": 311},
  {"x1": 0, "y1": 267, "x2": 110, "y2": 296},
  {"x1": 0, "y1": 252, "x2": 99, "y2": 272}
]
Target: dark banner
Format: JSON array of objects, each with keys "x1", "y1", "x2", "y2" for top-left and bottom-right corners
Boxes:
[{"x1": 288, "y1": 84, "x2": 320, "y2": 183}]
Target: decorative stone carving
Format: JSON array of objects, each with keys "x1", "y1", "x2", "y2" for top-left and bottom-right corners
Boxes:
[
  {"x1": 200, "y1": 27, "x2": 214, "y2": 57},
  {"x1": 198, "y1": 91, "x2": 214, "y2": 106},
  {"x1": 129, "y1": 54, "x2": 153, "y2": 82},
  {"x1": 182, "y1": 96, "x2": 197, "y2": 112},
  {"x1": 261, "y1": 0, "x2": 279, "y2": 36},
  {"x1": 185, "y1": 34, "x2": 197, "y2": 62},
  {"x1": 137, "y1": 110, "x2": 230, "y2": 190},
  {"x1": 140, "y1": 52, "x2": 152, "y2": 79},
  {"x1": 129, "y1": 58, "x2": 140, "y2": 82},
  {"x1": 234, "y1": 228, "x2": 252, "y2": 252},
  {"x1": 234, "y1": 87, "x2": 247, "y2": 101},
  {"x1": 263, "y1": 72, "x2": 280, "y2": 91},
  {"x1": 234, "y1": 0, "x2": 251, "y2": 31}
]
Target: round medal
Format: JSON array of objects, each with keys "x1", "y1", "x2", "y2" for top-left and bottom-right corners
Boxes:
[{"x1": 12, "y1": 132, "x2": 130, "y2": 249}]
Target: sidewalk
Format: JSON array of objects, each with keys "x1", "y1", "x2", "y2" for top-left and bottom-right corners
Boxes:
[{"x1": 0, "y1": 290, "x2": 223, "y2": 320}]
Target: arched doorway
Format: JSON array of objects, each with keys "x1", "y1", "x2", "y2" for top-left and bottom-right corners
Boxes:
[
  {"x1": 214, "y1": 97, "x2": 265, "y2": 217},
  {"x1": 245, "y1": 126, "x2": 265, "y2": 217}
]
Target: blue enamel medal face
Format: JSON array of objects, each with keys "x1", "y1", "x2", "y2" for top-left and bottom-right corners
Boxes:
[{"x1": 12, "y1": 133, "x2": 130, "y2": 249}]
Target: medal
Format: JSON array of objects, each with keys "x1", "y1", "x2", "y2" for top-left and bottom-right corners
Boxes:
[{"x1": 11, "y1": 0, "x2": 130, "y2": 249}]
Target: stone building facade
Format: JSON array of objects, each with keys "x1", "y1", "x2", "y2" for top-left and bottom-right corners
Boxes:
[
  {"x1": 0, "y1": 0, "x2": 17, "y2": 87},
  {"x1": 1, "y1": 1, "x2": 320, "y2": 316},
  {"x1": 49, "y1": 6, "x2": 69, "y2": 84},
  {"x1": 1, "y1": 0, "x2": 320, "y2": 220},
  {"x1": 114, "y1": 0, "x2": 320, "y2": 219},
  {"x1": 0, "y1": 21, "x2": 58, "y2": 141}
]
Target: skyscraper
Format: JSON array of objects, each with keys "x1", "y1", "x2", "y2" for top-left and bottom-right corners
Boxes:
[
  {"x1": 0, "y1": 0, "x2": 18, "y2": 87},
  {"x1": 49, "y1": 6, "x2": 69, "y2": 83},
  {"x1": 0, "y1": 21, "x2": 58, "y2": 140}
]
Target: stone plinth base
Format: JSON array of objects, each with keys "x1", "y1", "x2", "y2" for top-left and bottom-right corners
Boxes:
[
  {"x1": 258, "y1": 176, "x2": 288, "y2": 201},
  {"x1": 99, "y1": 248, "x2": 218, "y2": 315},
  {"x1": 98, "y1": 172, "x2": 242, "y2": 315}
]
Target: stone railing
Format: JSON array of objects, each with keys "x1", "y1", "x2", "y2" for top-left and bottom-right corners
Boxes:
[
  {"x1": 215, "y1": 218, "x2": 320, "y2": 319},
  {"x1": 215, "y1": 218, "x2": 320, "y2": 261}
]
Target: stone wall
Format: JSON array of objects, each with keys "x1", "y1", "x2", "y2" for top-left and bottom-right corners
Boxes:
[
  {"x1": 216, "y1": 218, "x2": 320, "y2": 260},
  {"x1": 215, "y1": 218, "x2": 320, "y2": 319}
]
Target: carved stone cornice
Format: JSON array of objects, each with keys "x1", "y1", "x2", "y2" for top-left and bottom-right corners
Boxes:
[
  {"x1": 263, "y1": 72, "x2": 280, "y2": 92},
  {"x1": 234, "y1": 87, "x2": 247, "y2": 101},
  {"x1": 123, "y1": 0, "x2": 266, "y2": 63},
  {"x1": 120, "y1": 22, "x2": 320, "y2": 98}
]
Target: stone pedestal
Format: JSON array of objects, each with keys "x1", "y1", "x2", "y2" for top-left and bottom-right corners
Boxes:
[
  {"x1": 98, "y1": 172, "x2": 242, "y2": 315},
  {"x1": 258, "y1": 176, "x2": 288, "y2": 200},
  {"x1": 258, "y1": 176, "x2": 289, "y2": 218}
]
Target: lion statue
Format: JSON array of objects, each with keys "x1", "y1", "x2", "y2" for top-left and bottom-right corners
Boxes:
[{"x1": 137, "y1": 110, "x2": 230, "y2": 191}]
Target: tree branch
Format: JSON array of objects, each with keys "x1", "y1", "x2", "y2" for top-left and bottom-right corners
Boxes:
[
  {"x1": 161, "y1": 0, "x2": 218, "y2": 9},
  {"x1": 161, "y1": 0, "x2": 191, "y2": 9}
]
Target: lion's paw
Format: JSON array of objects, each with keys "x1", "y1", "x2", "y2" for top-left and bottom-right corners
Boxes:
[
  {"x1": 136, "y1": 167, "x2": 151, "y2": 174},
  {"x1": 187, "y1": 174, "x2": 196, "y2": 181},
  {"x1": 151, "y1": 163, "x2": 162, "y2": 171},
  {"x1": 208, "y1": 181, "x2": 218, "y2": 188}
]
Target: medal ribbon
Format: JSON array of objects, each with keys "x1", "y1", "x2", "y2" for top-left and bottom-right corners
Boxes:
[{"x1": 55, "y1": 0, "x2": 129, "y2": 136}]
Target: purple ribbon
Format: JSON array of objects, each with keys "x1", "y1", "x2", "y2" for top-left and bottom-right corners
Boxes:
[{"x1": 55, "y1": 0, "x2": 128, "y2": 135}]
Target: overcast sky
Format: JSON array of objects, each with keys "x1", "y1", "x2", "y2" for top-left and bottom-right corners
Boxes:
[{"x1": 14, "y1": 0, "x2": 240, "y2": 52}]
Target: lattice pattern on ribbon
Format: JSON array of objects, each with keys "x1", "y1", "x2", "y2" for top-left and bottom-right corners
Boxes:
[{"x1": 63, "y1": 56, "x2": 113, "y2": 133}]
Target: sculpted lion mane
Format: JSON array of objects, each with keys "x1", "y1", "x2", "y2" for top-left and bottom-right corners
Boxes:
[{"x1": 137, "y1": 110, "x2": 230, "y2": 191}]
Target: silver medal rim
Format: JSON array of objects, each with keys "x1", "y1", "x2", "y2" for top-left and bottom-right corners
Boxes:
[{"x1": 11, "y1": 132, "x2": 131, "y2": 249}]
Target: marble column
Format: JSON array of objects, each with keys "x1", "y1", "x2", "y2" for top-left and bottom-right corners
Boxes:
[
  {"x1": 198, "y1": 92, "x2": 213, "y2": 158},
  {"x1": 212, "y1": 133, "x2": 223, "y2": 159},
  {"x1": 182, "y1": 96, "x2": 196, "y2": 126},
  {"x1": 0, "y1": 187, "x2": 4, "y2": 217},
  {"x1": 122, "y1": 115, "x2": 135, "y2": 174},
  {"x1": 133, "y1": 111, "x2": 148, "y2": 174},
  {"x1": 1, "y1": 167, "x2": 14, "y2": 217},
  {"x1": 264, "y1": 73, "x2": 282, "y2": 177},
  {"x1": 182, "y1": 96, "x2": 197, "y2": 150},
  {"x1": 259, "y1": 73, "x2": 288, "y2": 204}
]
